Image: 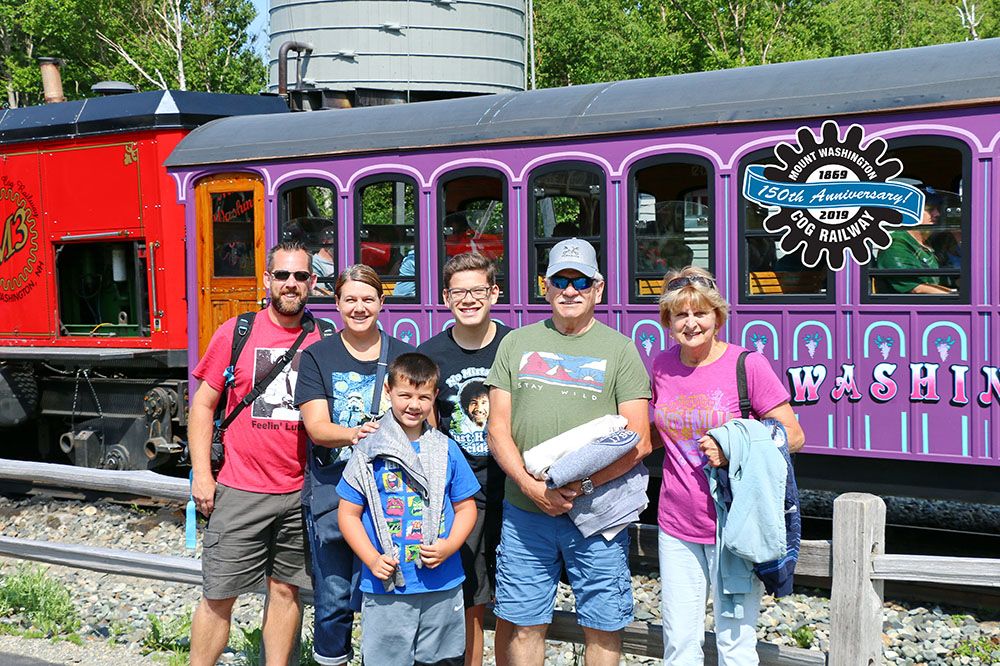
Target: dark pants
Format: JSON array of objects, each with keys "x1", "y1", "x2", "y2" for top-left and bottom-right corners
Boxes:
[{"x1": 304, "y1": 504, "x2": 362, "y2": 665}]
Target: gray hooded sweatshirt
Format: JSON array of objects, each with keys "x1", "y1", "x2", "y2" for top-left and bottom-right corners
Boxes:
[
  {"x1": 545, "y1": 429, "x2": 649, "y2": 538},
  {"x1": 341, "y1": 412, "x2": 450, "y2": 592}
]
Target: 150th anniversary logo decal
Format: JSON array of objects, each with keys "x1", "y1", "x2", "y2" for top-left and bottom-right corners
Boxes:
[{"x1": 743, "y1": 121, "x2": 924, "y2": 271}]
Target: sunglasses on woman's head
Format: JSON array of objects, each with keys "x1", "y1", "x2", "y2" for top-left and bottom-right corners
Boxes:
[
  {"x1": 665, "y1": 275, "x2": 716, "y2": 292},
  {"x1": 549, "y1": 275, "x2": 595, "y2": 291},
  {"x1": 270, "y1": 270, "x2": 313, "y2": 283}
]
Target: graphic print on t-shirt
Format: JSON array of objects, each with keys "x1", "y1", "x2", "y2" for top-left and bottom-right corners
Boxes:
[
  {"x1": 443, "y1": 367, "x2": 492, "y2": 456},
  {"x1": 654, "y1": 390, "x2": 731, "y2": 464},
  {"x1": 385, "y1": 497, "x2": 405, "y2": 516},
  {"x1": 517, "y1": 352, "x2": 606, "y2": 394},
  {"x1": 252, "y1": 348, "x2": 304, "y2": 420},
  {"x1": 329, "y1": 370, "x2": 390, "y2": 428}
]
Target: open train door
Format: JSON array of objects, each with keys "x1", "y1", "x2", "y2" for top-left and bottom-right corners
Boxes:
[{"x1": 195, "y1": 174, "x2": 266, "y2": 356}]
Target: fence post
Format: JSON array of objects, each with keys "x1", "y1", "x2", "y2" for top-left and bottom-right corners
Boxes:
[{"x1": 829, "y1": 492, "x2": 886, "y2": 666}]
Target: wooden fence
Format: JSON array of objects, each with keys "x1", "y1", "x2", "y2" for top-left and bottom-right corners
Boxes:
[{"x1": 0, "y1": 460, "x2": 998, "y2": 665}]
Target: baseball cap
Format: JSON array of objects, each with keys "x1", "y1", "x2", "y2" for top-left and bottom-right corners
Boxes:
[{"x1": 546, "y1": 238, "x2": 599, "y2": 278}]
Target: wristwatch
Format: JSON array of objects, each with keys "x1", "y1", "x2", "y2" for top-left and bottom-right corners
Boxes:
[{"x1": 580, "y1": 477, "x2": 595, "y2": 495}]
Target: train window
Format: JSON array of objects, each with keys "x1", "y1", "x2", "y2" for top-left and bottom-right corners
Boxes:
[
  {"x1": 210, "y1": 190, "x2": 256, "y2": 277},
  {"x1": 628, "y1": 156, "x2": 713, "y2": 301},
  {"x1": 278, "y1": 180, "x2": 337, "y2": 298},
  {"x1": 738, "y1": 150, "x2": 832, "y2": 303},
  {"x1": 527, "y1": 162, "x2": 606, "y2": 301},
  {"x1": 437, "y1": 170, "x2": 508, "y2": 302},
  {"x1": 56, "y1": 241, "x2": 150, "y2": 337},
  {"x1": 863, "y1": 139, "x2": 969, "y2": 303},
  {"x1": 355, "y1": 175, "x2": 419, "y2": 300}
]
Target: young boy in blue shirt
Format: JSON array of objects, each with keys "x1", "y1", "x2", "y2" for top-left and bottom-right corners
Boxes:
[{"x1": 337, "y1": 352, "x2": 479, "y2": 666}]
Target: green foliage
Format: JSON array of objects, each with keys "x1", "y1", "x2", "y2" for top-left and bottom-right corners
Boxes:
[
  {"x1": 235, "y1": 625, "x2": 262, "y2": 665},
  {"x1": 0, "y1": 564, "x2": 80, "y2": 636},
  {"x1": 361, "y1": 180, "x2": 416, "y2": 226},
  {"x1": 791, "y1": 624, "x2": 815, "y2": 649},
  {"x1": 1, "y1": 0, "x2": 265, "y2": 108},
  {"x1": 232, "y1": 625, "x2": 320, "y2": 665},
  {"x1": 531, "y1": 0, "x2": 1000, "y2": 88},
  {"x1": 142, "y1": 611, "x2": 191, "y2": 655},
  {"x1": 951, "y1": 634, "x2": 1000, "y2": 659}
]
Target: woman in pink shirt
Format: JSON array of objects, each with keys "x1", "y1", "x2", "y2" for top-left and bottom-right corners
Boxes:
[{"x1": 650, "y1": 266, "x2": 804, "y2": 665}]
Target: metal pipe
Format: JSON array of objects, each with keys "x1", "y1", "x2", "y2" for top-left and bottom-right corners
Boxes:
[
  {"x1": 59, "y1": 230, "x2": 130, "y2": 241},
  {"x1": 38, "y1": 57, "x2": 66, "y2": 104},
  {"x1": 148, "y1": 241, "x2": 163, "y2": 317},
  {"x1": 277, "y1": 41, "x2": 313, "y2": 94}
]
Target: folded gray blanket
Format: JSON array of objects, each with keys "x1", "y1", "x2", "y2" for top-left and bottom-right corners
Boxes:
[{"x1": 545, "y1": 429, "x2": 648, "y2": 539}]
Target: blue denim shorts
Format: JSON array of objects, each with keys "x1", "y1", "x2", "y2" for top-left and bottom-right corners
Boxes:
[{"x1": 494, "y1": 501, "x2": 633, "y2": 632}]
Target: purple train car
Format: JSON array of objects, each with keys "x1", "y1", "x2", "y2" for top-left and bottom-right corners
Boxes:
[{"x1": 166, "y1": 39, "x2": 1000, "y2": 502}]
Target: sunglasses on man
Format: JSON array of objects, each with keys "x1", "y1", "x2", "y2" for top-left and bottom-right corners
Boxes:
[
  {"x1": 269, "y1": 270, "x2": 314, "y2": 283},
  {"x1": 665, "y1": 275, "x2": 716, "y2": 292},
  {"x1": 549, "y1": 275, "x2": 596, "y2": 291}
]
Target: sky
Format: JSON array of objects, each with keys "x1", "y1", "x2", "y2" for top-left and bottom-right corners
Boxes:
[{"x1": 250, "y1": 0, "x2": 269, "y2": 58}]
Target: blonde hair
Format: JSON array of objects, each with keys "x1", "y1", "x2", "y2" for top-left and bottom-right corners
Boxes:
[
  {"x1": 657, "y1": 266, "x2": 729, "y2": 330},
  {"x1": 334, "y1": 264, "x2": 384, "y2": 299}
]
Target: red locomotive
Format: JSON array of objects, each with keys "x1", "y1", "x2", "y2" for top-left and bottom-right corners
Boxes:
[{"x1": 0, "y1": 89, "x2": 286, "y2": 470}]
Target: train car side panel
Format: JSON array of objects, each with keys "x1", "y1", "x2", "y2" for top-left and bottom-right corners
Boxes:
[{"x1": 0, "y1": 150, "x2": 51, "y2": 337}]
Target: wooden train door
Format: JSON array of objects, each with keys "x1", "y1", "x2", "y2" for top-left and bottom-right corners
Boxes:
[{"x1": 195, "y1": 174, "x2": 266, "y2": 355}]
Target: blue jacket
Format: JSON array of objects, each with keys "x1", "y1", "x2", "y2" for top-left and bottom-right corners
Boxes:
[
  {"x1": 752, "y1": 419, "x2": 800, "y2": 598},
  {"x1": 705, "y1": 418, "x2": 787, "y2": 618}
]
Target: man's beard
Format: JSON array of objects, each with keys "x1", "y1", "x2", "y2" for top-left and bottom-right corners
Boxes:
[{"x1": 271, "y1": 286, "x2": 307, "y2": 316}]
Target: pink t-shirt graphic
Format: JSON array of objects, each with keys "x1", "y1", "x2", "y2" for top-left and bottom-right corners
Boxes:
[{"x1": 651, "y1": 344, "x2": 789, "y2": 543}]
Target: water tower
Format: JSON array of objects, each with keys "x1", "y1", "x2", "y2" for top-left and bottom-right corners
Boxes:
[{"x1": 268, "y1": 0, "x2": 526, "y2": 107}]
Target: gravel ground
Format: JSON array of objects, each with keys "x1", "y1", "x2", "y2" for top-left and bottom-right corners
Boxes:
[{"x1": 0, "y1": 493, "x2": 996, "y2": 665}]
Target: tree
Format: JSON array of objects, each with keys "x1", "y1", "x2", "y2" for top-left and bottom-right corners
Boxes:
[
  {"x1": 0, "y1": 0, "x2": 264, "y2": 108},
  {"x1": 96, "y1": 0, "x2": 265, "y2": 93},
  {"x1": 531, "y1": 0, "x2": 1000, "y2": 89}
]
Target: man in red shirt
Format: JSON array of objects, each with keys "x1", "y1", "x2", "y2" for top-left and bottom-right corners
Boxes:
[{"x1": 189, "y1": 241, "x2": 323, "y2": 666}]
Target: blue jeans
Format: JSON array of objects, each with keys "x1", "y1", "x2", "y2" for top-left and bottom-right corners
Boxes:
[
  {"x1": 304, "y1": 504, "x2": 361, "y2": 666},
  {"x1": 494, "y1": 501, "x2": 633, "y2": 632},
  {"x1": 658, "y1": 530, "x2": 763, "y2": 665}
]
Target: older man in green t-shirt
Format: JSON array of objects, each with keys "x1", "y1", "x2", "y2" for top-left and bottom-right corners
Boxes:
[{"x1": 485, "y1": 238, "x2": 651, "y2": 666}]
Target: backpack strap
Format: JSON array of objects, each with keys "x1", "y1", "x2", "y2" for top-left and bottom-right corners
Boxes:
[
  {"x1": 216, "y1": 314, "x2": 316, "y2": 434},
  {"x1": 369, "y1": 329, "x2": 390, "y2": 416},
  {"x1": 315, "y1": 317, "x2": 337, "y2": 339},
  {"x1": 214, "y1": 311, "x2": 258, "y2": 427},
  {"x1": 737, "y1": 350, "x2": 753, "y2": 420}
]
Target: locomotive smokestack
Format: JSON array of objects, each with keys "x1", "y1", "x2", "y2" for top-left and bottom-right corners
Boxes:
[{"x1": 38, "y1": 57, "x2": 66, "y2": 104}]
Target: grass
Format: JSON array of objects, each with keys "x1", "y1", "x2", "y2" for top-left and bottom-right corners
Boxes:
[
  {"x1": 791, "y1": 625, "x2": 815, "y2": 649},
  {"x1": 142, "y1": 611, "x2": 192, "y2": 655},
  {"x1": 234, "y1": 625, "x2": 321, "y2": 665},
  {"x1": 951, "y1": 635, "x2": 1000, "y2": 660},
  {"x1": 0, "y1": 563, "x2": 81, "y2": 637}
]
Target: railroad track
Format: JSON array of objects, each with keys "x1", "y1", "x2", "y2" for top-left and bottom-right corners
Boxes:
[
  {"x1": 0, "y1": 477, "x2": 181, "y2": 509},
  {"x1": 1, "y1": 462, "x2": 997, "y2": 613}
]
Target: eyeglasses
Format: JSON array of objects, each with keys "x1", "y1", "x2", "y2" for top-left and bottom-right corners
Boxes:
[
  {"x1": 446, "y1": 285, "x2": 493, "y2": 301},
  {"x1": 665, "y1": 275, "x2": 716, "y2": 292},
  {"x1": 549, "y1": 275, "x2": 595, "y2": 291},
  {"x1": 270, "y1": 270, "x2": 313, "y2": 283}
]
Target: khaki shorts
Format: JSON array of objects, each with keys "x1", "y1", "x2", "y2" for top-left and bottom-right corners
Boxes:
[{"x1": 202, "y1": 483, "x2": 311, "y2": 600}]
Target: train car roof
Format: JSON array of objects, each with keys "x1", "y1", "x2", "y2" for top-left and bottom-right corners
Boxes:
[
  {"x1": 165, "y1": 38, "x2": 1000, "y2": 169},
  {"x1": 0, "y1": 90, "x2": 288, "y2": 145}
]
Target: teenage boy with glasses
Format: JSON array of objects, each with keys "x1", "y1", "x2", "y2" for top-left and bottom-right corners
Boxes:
[
  {"x1": 485, "y1": 237, "x2": 652, "y2": 666},
  {"x1": 417, "y1": 252, "x2": 513, "y2": 666}
]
